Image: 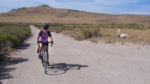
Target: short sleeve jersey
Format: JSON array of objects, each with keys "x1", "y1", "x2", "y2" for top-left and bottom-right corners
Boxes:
[{"x1": 38, "y1": 30, "x2": 51, "y2": 42}]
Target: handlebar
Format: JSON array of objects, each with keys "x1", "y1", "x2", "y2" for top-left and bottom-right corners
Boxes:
[
  {"x1": 37, "y1": 41, "x2": 54, "y2": 47},
  {"x1": 48, "y1": 41, "x2": 53, "y2": 47}
]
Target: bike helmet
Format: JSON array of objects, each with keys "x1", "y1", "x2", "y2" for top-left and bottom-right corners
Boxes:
[{"x1": 43, "y1": 24, "x2": 49, "y2": 29}]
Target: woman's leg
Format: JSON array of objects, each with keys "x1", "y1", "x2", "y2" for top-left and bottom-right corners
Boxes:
[{"x1": 39, "y1": 43, "x2": 43, "y2": 54}]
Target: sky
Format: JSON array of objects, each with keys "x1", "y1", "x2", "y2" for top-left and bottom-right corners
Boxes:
[{"x1": 0, "y1": 0, "x2": 150, "y2": 15}]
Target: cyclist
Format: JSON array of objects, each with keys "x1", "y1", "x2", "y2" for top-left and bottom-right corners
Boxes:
[{"x1": 37, "y1": 24, "x2": 54, "y2": 65}]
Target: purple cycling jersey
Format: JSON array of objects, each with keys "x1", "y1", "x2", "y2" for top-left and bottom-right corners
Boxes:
[{"x1": 38, "y1": 30, "x2": 51, "y2": 42}]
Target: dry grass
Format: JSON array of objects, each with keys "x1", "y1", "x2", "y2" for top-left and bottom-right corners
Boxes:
[
  {"x1": 0, "y1": 24, "x2": 31, "y2": 62},
  {"x1": 100, "y1": 28, "x2": 150, "y2": 45},
  {"x1": 35, "y1": 23, "x2": 150, "y2": 45}
]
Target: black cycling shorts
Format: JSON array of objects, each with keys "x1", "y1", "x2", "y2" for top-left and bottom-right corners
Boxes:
[{"x1": 38, "y1": 41, "x2": 48, "y2": 46}]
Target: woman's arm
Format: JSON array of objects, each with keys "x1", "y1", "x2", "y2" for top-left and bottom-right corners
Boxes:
[
  {"x1": 49, "y1": 36, "x2": 54, "y2": 45},
  {"x1": 37, "y1": 35, "x2": 40, "y2": 42},
  {"x1": 37, "y1": 30, "x2": 42, "y2": 42},
  {"x1": 49, "y1": 36, "x2": 53, "y2": 41},
  {"x1": 48, "y1": 31, "x2": 53, "y2": 42}
]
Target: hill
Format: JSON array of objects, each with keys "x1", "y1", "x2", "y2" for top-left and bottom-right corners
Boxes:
[{"x1": 0, "y1": 5, "x2": 150, "y2": 25}]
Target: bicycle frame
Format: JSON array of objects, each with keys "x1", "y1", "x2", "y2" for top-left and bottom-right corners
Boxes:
[{"x1": 38, "y1": 42, "x2": 52, "y2": 74}]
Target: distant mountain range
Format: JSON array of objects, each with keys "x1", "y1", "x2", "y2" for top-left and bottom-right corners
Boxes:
[{"x1": 0, "y1": 5, "x2": 150, "y2": 25}]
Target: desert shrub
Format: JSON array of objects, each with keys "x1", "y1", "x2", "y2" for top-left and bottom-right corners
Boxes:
[
  {"x1": 81, "y1": 30, "x2": 91, "y2": 39},
  {"x1": 74, "y1": 33, "x2": 84, "y2": 40},
  {"x1": 74, "y1": 28, "x2": 101, "y2": 40},
  {"x1": 0, "y1": 24, "x2": 31, "y2": 61},
  {"x1": 79, "y1": 28, "x2": 100, "y2": 40},
  {"x1": 54, "y1": 27, "x2": 65, "y2": 33},
  {"x1": 89, "y1": 28, "x2": 100, "y2": 37}
]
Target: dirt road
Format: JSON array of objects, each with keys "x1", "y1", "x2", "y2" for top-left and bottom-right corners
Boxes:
[{"x1": 1, "y1": 25, "x2": 150, "y2": 84}]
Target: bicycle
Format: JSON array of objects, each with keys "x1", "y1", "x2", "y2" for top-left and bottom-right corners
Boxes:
[{"x1": 37, "y1": 41, "x2": 53, "y2": 74}]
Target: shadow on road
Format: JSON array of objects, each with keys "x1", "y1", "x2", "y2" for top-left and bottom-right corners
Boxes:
[
  {"x1": 0, "y1": 66, "x2": 15, "y2": 80},
  {"x1": 0, "y1": 57, "x2": 29, "y2": 82},
  {"x1": 16, "y1": 43, "x2": 31, "y2": 50},
  {"x1": 0, "y1": 42, "x2": 30, "y2": 83},
  {"x1": 46, "y1": 63, "x2": 88, "y2": 75},
  {"x1": 8, "y1": 57, "x2": 29, "y2": 64}
]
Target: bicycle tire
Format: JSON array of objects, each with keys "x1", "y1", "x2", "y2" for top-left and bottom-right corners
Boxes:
[
  {"x1": 39, "y1": 42, "x2": 52, "y2": 74},
  {"x1": 43, "y1": 47, "x2": 48, "y2": 74}
]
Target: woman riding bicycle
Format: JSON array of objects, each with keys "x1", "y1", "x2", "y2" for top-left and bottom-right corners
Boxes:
[{"x1": 37, "y1": 24, "x2": 54, "y2": 65}]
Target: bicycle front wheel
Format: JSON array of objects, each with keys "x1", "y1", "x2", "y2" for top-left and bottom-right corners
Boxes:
[{"x1": 43, "y1": 51, "x2": 48, "y2": 74}]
